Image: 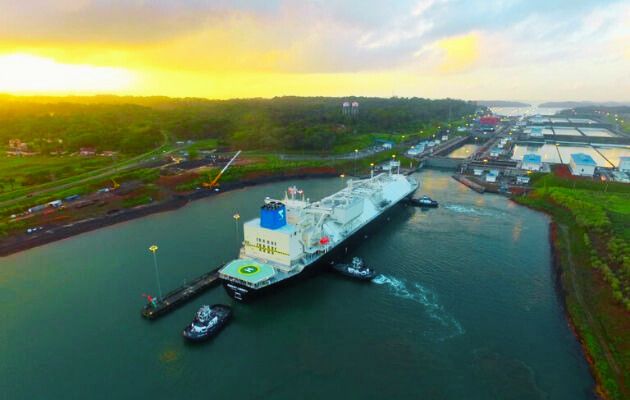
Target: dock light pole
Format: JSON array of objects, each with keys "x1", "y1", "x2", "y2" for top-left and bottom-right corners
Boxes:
[
  {"x1": 233, "y1": 212, "x2": 241, "y2": 249},
  {"x1": 354, "y1": 149, "x2": 358, "y2": 177},
  {"x1": 149, "y1": 245, "x2": 163, "y2": 300},
  {"x1": 370, "y1": 162, "x2": 374, "y2": 179}
]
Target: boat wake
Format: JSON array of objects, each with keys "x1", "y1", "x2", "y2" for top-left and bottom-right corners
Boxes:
[
  {"x1": 444, "y1": 204, "x2": 502, "y2": 218},
  {"x1": 373, "y1": 274, "x2": 464, "y2": 341}
]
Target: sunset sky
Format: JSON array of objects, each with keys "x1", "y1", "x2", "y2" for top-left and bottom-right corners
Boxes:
[{"x1": 0, "y1": 0, "x2": 628, "y2": 101}]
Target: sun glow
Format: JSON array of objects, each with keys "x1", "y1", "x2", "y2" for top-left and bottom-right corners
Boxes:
[
  {"x1": 436, "y1": 33, "x2": 480, "y2": 73},
  {"x1": 0, "y1": 53, "x2": 134, "y2": 94}
]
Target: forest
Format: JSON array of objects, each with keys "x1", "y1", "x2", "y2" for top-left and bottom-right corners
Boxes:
[{"x1": 0, "y1": 95, "x2": 477, "y2": 153}]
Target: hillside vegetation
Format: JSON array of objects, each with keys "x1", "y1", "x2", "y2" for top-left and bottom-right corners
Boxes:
[
  {"x1": 515, "y1": 171, "x2": 630, "y2": 400},
  {"x1": 0, "y1": 95, "x2": 476, "y2": 153}
]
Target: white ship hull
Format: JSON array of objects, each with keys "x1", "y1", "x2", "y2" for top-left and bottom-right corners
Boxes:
[{"x1": 220, "y1": 170, "x2": 418, "y2": 301}]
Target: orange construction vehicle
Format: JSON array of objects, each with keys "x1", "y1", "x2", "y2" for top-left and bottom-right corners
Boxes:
[{"x1": 202, "y1": 150, "x2": 242, "y2": 189}]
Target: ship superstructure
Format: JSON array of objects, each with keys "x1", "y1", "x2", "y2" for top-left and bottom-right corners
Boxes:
[{"x1": 219, "y1": 163, "x2": 418, "y2": 301}]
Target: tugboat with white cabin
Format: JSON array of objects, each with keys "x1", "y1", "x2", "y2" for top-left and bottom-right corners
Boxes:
[
  {"x1": 218, "y1": 160, "x2": 418, "y2": 301},
  {"x1": 182, "y1": 304, "x2": 232, "y2": 342},
  {"x1": 332, "y1": 257, "x2": 376, "y2": 281}
]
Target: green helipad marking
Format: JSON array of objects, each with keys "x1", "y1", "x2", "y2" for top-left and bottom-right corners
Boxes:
[
  {"x1": 221, "y1": 259, "x2": 275, "y2": 284},
  {"x1": 238, "y1": 265, "x2": 260, "y2": 275}
]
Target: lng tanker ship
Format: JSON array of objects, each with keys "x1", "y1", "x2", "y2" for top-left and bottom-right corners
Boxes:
[{"x1": 218, "y1": 161, "x2": 418, "y2": 301}]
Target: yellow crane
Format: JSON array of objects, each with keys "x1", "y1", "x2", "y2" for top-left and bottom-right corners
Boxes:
[{"x1": 203, "y1": 150, "x2": 241, "y2": 189}]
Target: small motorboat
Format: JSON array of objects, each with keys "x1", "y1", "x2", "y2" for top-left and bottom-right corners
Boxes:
[
  {"x1": 407, "y1": 195, "x2": 439, "y2": 208},
  {"x1": 182, "y1": 304, "x2": 232, "y2": 342},
  {"x1": 332, "y1": 257, "x2": 377, "y2": 281}
]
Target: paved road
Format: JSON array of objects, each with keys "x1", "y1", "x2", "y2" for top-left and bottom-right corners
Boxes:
[{"x1": 0, "y1": 143, "x2": 183, "y2": 209}]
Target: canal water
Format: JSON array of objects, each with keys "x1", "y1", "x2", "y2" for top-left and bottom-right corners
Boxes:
[
  {"x1": 446, "y1": 144, "x2": 479, "y2": 158},
  {"x1": 0, "y1": 171, "x2": 594, "y2": 399}
]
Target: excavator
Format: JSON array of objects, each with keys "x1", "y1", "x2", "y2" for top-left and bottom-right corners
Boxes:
[{"x1": 203, "y1": 150, "x2": 241, "y2": 189}]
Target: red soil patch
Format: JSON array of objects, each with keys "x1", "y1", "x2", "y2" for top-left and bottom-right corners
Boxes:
[
  {"x1": 553, "y1": 164, "x2": 576, "y2": 179},
  {"x1": 157, "y1": 172, "x2": 199, "y2": 190},
  {"x1": 510, "y1": 187, "x2": 530, "y2": 196}
]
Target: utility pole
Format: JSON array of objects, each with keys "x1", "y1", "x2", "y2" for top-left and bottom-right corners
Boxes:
[
  {"x1": 233, "y1": 212, "x2": 241, "y2": 249},
  {"x1": 148, "y1": 245, "x2": 162, "y2": 300}
]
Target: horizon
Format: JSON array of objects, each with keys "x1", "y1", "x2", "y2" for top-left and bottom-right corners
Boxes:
[
  {"x1": 0, "y1": 1, "x2": 628, "y2": 101},
  {"x1": 1, "y1": 92, "x2": 628, "y2": 106}
]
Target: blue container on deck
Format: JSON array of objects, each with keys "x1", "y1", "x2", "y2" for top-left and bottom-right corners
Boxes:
[{"x1": 260, "y1": 202, "x2": 286, "y2": 229}]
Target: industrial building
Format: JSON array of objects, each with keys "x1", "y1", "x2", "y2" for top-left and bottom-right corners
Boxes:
[
  {"x1": 569, "y1": 153, "x2": 597, "y2": 176},
  {"x1": 521, "y1": 154, "x2": 542, "y2": 171},
  {"x1": 529, "y1": 127, "x2": 544, "y2": 138},
  {"x1": 479, "y1": 116, "x2": 500, "y2": 132}
]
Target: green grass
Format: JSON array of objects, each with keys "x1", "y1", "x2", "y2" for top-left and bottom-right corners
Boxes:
[
  {"x1": 330, "y1": 127, "x2": 444, "y2": 154},
  {"x1": 122, "y1": 194, "x2": 154, "y2": 208},
  {"x1": 174, "y1": 150, "x2": 418, "y2": 192},
  {"x1": 514, "y1": 176, "x2": 630, "y2": 400},
  {"x1": 111, "y1": 168, "x2": 160, "y2": 184},
  {"x1": 0, "y1": 142, "x2": 170, "y2": 205},
  {"x1": 531, "y1": 173, "x2": 630, "y2": 194},
  {"x1": 0, "y1": 155, "x2": 117, "y2": 193},
  {"x1": 606, "y1": 115, "x2": 630, "y2": 134},
  {"x1": 185, "y1": 138, "x2": 219, "y2": 152},
  {"x1": 0, "y1": 165, "x2": 162, "y2": 216}
]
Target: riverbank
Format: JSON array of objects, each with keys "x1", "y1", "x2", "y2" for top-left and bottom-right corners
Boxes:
[
  {"x1": 0, "y1": 168, "x2": 340, "y2": 257},
  {"x1": 513, "y1": 187, "x2": 630, "y2": 400}
]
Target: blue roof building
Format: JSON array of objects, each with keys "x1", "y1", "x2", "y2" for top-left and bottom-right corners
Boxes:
[
  {"x1": 523, "y1": 154, "x2": 542, "y2": 163},
  {"x1": 569, "y1": 153, "x2": 597, "y2": 176},
  {"x1": 570, "y1": 153, "x2": 596, "y2": 166},
  {"x1": 521, "y1": 153, "x2": 542, "y2": 171}
]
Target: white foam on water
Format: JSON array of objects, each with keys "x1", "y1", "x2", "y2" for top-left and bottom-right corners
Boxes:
[
  {"x1": 444, "y1": 204, "x2": 481, "y2": 215},
  {"x1": 444, "y1": 204, "x2": 502, "y2": 218},
  {"x1": 373, "y1": 274, "x2": 465, "y2": 341}
]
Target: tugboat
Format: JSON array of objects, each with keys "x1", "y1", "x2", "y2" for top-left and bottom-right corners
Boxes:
[
  {"x1": 407, "y1": 195, "x2": 438, "y2": 208},
  {"x1": 182, "y1": 304, "x2": 232, "y2": 342},
  {"x1": 332, "y1": 257, "x2": 377, "y2": 281}
]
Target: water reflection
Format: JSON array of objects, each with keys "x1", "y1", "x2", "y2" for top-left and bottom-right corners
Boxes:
[
  {"x1": 447, "y1": 144, "x2": 479, "y2": 158},
  {"x1": 512, "y1": 221, "x2": 522, "y2": 242}
]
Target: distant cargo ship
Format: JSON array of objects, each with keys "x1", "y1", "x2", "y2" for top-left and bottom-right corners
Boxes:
[{"x1": 218, "y1": 161, "x2": 418, "y2": 301}]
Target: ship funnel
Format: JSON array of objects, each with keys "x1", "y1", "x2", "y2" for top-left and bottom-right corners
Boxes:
[{"x1": 260, "y1": 201, "x2": 287, "y2": 229}]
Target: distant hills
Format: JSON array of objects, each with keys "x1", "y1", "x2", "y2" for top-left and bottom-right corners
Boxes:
[
  {"x1": 475, "y1": 100, "x2": 531, "y2": 107},
  {"x1": 539, "y1": 101, "x2": 630, "y2": 108}
]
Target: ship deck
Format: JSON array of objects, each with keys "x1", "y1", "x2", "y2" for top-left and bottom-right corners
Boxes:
[{"x1": 221, "y1": 259, "x2": 276, "y2": 284}]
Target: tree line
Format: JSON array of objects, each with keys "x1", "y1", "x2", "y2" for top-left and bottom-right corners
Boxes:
[{"x1": 0, "y1": 95, "x2": 477, "y2": 154}]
